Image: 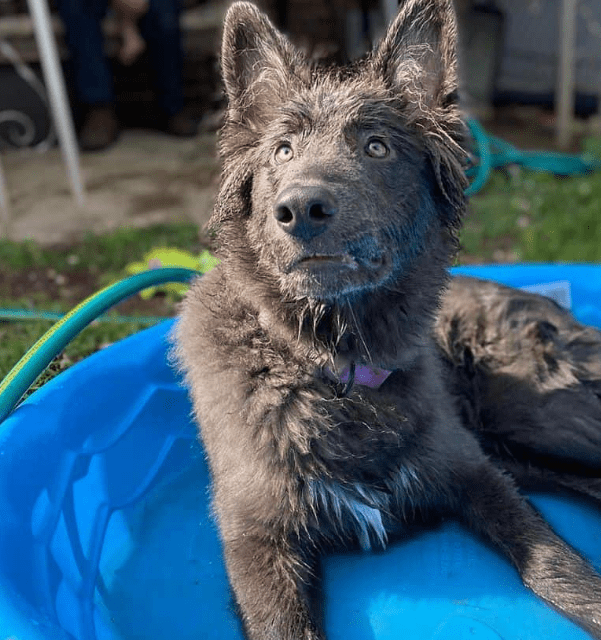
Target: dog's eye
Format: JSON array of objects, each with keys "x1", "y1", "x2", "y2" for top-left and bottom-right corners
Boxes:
[
  {"x1": 365, "y1": 138, "x2": 389, "y2": 158},
  {"x1": 274, "y1": 143, "x2": 294, "y2": 164}
]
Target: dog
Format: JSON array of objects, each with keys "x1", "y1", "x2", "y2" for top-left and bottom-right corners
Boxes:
[{"x1": 174, "y1": 1, "x2": 601, "y2": 638}]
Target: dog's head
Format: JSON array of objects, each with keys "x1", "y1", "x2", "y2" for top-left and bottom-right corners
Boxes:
[{"x1": 213, "y1": 0, "x2": 467, "y2": 305}]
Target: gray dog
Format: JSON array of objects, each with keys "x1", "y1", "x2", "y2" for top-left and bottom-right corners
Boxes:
[{"x1": 175, "y1": 1, "x2": 601, "y2": 638}]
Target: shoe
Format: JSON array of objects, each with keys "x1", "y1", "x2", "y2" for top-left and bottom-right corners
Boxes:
[
  {"x1": 165, "y1": 111, "x2": 198, "y2": 137},
  {"x1": 79, "y1": 106, "x2": 120, "y2": 151}
]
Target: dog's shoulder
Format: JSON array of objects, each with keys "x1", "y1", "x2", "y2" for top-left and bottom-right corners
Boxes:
[
  {"x1": 177, "y1": 265, "x2": 262, "y2": 360},
  {"x1": 174, "y1": 265, "x2": 256, "y2": 406},
  {"x1": 176, "y1": 264, "x2": 323, "y2": 414}
]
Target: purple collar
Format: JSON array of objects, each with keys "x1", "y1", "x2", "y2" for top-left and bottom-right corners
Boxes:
[{"x1": 331, "y1": 362, "x2": 392, "y2": 396}]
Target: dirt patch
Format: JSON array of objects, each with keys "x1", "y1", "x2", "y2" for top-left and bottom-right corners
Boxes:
[{"x1": 0, "y1": 265, "x2": 180, "y2": 317}]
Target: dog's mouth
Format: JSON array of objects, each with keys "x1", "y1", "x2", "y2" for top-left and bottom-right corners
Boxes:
[
  {"x1": 279, "y1": 244, "x2": 390, "y2": 299},
  {"x1": 296, "y1": 254, "x2": 359, "y2": 269},
  {"x1": 290, "y1": 251, "x2": 386, "y2": 271}
]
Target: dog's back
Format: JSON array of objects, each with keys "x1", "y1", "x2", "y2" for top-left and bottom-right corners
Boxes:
[{"x1": 437, "y1": 276, "x2": 601, "y2": 477}]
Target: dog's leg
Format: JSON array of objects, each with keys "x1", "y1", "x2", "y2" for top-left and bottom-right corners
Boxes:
[
  {"x1": 221, "y1": 529, "x2": 323, "y2": 640},
  {"x1": 498, "y1": 458, "x2": 601, "y2": 507},
  {"x1": 456, "y1": 462, "x2": 601, "y2": 638}
]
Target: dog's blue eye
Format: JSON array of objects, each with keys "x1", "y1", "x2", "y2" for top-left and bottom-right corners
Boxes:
[
  {"x1": 365, "y1": 138, "x2": 389, "y2": 158},
  {"x1": 275, "y1": 143, "x2": 294, "y2": 164}
]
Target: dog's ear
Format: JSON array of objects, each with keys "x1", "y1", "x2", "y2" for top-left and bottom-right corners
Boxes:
[
  {"x1": 372, "y1": 0, "x2": 466, "y2": 221},
  {"x1": 372, "y1": 0, "x2": 458, "y2": 110},
  {"x1": 221, "y1": 2, "x2": 303, "y2": 124}
]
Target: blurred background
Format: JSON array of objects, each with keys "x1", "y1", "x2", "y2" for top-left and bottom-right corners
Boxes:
[{"x1": 1, "y1": 0, "x2": 601, "y2": 381}]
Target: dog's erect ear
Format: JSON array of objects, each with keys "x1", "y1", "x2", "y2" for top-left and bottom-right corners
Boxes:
[
  {"x1": 372, "y1": 0, "x2": 466, "y2": 221},
  {"x1": 221, "y1": 2, "x2": 303, "y2": 122},
  {"x1": 372, "y1": 0, "x2": 459, "y2": 109}
]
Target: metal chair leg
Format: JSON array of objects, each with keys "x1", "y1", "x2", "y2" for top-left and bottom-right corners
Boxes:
[{"x1": 26, "y1": 0, "x2": 86, "y2": 205}]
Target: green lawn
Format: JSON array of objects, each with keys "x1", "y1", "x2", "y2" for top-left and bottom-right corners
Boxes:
[
  {"x1": 0, "y1": 223, "x2": 204, "y2": 390},
  {"x1": 1, "y1": 162, "x2": 601, "y2": 399},
  {"x1": 462, "y1": 167, "x2": 601, "y2": 264}
]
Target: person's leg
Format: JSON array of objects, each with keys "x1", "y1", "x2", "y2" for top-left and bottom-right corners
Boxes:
[
  {"x1": 140, "y1": 0, "x2": 195, "y2": 134},
  {"x1": 56, "y1": 0, "x2": 119, "y2": 149},
  {"x1": 56, "y1": 0, "x2": 113, "y2": 105}
]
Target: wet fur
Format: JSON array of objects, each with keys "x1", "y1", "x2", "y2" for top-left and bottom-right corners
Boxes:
[
  {"x1": 175, "y1": 2, "x2": 601, "y2": 638},
  {"x1": 437, "y1": 276, "x2": 601, "y2": 487}
]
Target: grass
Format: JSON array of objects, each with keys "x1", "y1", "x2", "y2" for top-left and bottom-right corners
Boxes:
[
  {"x1": 1, "y1": 158, "x2": 601, "y2": 401},
  {"x1": 0, "y1": 224, "x2": 203, "y2": 281},
  {"x1": 0, "y1": 222, "x2": 206, "y2": 393},
  {"x1": 461, "y1": 165, "x2": 601, "y2": 264}
]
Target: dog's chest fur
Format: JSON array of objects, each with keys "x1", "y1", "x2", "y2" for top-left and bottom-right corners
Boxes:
[
  {"x1": 308, "y1": 480, "x2": 389, "y2": 550},
  {"x1": 308, "y1": 462, "x2": 431, "y2": 551},
  {"x1": 176, "y1": 269, "x2": 435, "y2": 551}
]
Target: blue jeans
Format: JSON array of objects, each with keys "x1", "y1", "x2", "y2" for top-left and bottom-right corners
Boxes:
[{"x1": 56, "y1": 0, "x2": 185, "y2": 116}]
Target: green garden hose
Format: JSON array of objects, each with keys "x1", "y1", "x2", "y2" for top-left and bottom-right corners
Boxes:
[
  {"x1": 0, "y1": 267, "x2": 198, "y2": 424},
  {"x1": 465, "y1": 118, "x2": 601, "y2": 196},
  {"x1": 0, "y1": 308, "x2": 168, "y2": 323},
  {"x1": 465, "y1": 118, "x2": 493, "y2": 197}
]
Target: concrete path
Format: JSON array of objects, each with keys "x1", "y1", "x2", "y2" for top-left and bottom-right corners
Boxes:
[{"x1": 0, "y1": 130, "x2": 218, "y2": 245}]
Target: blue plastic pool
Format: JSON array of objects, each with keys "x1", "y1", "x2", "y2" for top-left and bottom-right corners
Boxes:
[{"x1": 1, "y1": 264, "x2": 601, "y2": 640}]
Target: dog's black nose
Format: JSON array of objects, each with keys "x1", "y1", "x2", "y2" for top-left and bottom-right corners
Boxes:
[{"x1": 274, "y1": 185, "x2": 336, "y2": 240}]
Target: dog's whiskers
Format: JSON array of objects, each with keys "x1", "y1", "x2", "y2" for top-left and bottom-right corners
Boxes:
[{"x1": 346, "y1": 302, "x2": 373, "y2": 364}]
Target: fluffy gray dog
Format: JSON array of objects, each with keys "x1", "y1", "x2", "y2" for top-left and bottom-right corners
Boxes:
[{"x1": 175, "y1": 1, "x2": 601, "y2": 638}]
